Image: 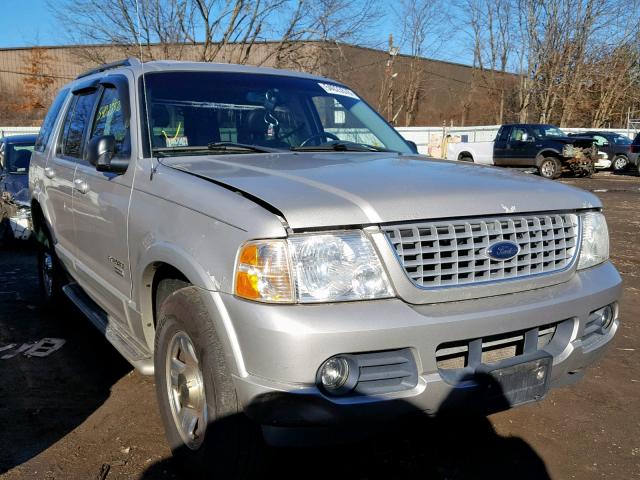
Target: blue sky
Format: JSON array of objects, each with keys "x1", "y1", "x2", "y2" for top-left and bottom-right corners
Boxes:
[
  {"x1": 0, "y1": 0, "x2": 59, "y2": 48},
  {"x1": 0, "y1": 0, "x2": 472, "y2": 65}
]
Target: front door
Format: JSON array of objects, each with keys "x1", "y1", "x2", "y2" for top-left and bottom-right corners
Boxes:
[
  {"x1": 504, "y1": 125, "x2": 536, "y2": 166},
  {"x1": 72, "y1": 78, "x2": 134, "y2": 326}
]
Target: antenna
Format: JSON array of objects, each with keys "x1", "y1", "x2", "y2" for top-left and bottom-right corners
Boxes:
[{"x1": 134, "y1": 0, "x2": 156, "y2": 180}]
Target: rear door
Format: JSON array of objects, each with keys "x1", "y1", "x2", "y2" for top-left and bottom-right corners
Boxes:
[
  {"x1": 71, "y1": 74, "x2": 134, "y2": 326},
  {"x1": 46, "y1": 86, "x2": 99, "y2": 268}
]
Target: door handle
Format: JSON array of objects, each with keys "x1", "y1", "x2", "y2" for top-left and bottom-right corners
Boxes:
[
  {"x1": 73, "y1": 178, "x2": 89, "y2": 194},
  {"x1": 44, "y1": 167, "x2": 55, "y2": 179}
]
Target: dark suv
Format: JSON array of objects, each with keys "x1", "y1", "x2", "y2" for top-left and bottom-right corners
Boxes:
[
  {"x1": 0, "y1": 134, "x2": 36, "y2": 242},
  {"x1": 570, "y1": 131, "x2": 637, "y2": 172},
  {"x1": 631, "y1": 132, "x2": 640, "y2": 171}
]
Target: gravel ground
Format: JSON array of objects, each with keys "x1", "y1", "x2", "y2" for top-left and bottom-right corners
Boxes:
[{"x1": 0, "y1": 171, "x2": 638, "y2": 479}]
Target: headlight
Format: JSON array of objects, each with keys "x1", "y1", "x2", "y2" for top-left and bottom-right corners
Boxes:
[
  {"x1": 578, "y1": 212, "x2": 609, "y2": 270},
  {"x1": 289, "y1": 232, "x2": 394, "y2": 303},
  {"x1": 234, "y1": 231, "x2": 394, "y2": 303}
]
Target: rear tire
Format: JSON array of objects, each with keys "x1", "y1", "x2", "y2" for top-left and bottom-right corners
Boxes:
[
  {"x1": 36, "y1": 226, "x2": 65, "y2": 306},
  {"x1": 612, "y1": 155, "x2": 629, "y2": 172},
  {"x1": 538, "y1": 157, "x2": 561, "y2": 179},
  {"x1": 154, "y1": 284, "x2": 264, "y2": 479}
]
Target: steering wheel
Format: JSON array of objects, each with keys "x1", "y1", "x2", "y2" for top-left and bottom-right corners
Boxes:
[{"x1": 299, "y1": 132, "x2": 340, "y2": 147}]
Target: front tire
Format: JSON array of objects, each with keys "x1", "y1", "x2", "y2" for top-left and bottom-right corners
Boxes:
[
  {"x1": 154, "y1": 285, "x2": 263, "y2": 478},
  {"x1": 612, "y1": 155, "x2": 629, "y2": 172},
  {"x1": 538, "y1": 157, "x2": 561, "y2": 179}
]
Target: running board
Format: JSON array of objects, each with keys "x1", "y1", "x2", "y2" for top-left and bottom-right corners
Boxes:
[{"x1": 62, "y1": 283, "x2": 154, "y2": 374}]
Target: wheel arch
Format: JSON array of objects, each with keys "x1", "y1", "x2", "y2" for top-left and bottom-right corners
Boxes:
[
  {"x1": 136, "y1": 243, "x2": 247, "y2": 377},
  {"x1": 457, "y1": 151, "x2": 474, "y2": 161},
  {"x1": 30, "y1": 199, "x2": 54, "y2": 244},
  {"x1": 535, "y1": 149, "x2": 562, "y2": 166}
]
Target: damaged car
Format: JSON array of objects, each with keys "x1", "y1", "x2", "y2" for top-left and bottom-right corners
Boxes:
[
  {"x1": 0, "y1": 134, "x2": 36, "y2": 243},
  {"x1": 446, "y1": 124, "x2": 597, "y2": 179},
  {"x1": 29, "y1": 60, "x2": 621, "y2": 476}
]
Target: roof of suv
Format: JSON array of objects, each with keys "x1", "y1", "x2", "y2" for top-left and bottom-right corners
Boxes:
[{"x1": 76, "y1": 57, "x2": 333, "y2": 84}]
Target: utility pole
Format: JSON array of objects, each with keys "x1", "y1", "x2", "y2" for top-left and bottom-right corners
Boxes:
[{"x1": 382, "y1": 34, "x2": 399, "y2": 123}]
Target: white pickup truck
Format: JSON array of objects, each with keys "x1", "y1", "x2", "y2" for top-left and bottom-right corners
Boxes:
[{"x1": 446, "y1": 124, "x2": 596, "y2": 179}]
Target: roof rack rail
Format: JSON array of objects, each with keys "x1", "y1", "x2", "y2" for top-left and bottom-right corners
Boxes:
[{"x1": 75, "y1": 57, "x2": 142, "y2": 79}]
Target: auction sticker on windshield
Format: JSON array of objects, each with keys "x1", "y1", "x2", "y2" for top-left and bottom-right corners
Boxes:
[{"x1": 318, "y1": 83, "x2": 359, "y2": 100}]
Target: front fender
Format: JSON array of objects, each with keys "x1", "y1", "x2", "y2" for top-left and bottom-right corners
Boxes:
[
  {"x1": 135, "y1": 241, "x2": 247, "y2": 377},
  {"x1": 535, "y1": 148, "x2": 562, "y2": 166}
]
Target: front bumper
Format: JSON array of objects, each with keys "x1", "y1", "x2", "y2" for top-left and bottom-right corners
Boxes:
[
  {"x1": 216, "y1": 261, "x2": 621, "y2": 429},
  {"x1": 9, "y1": 210, "x2": 32, "y2": 240}
]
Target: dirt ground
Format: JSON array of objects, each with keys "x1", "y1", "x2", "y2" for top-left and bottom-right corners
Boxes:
[{"x1": 0, "y1": 171, "x2": 638, "y2": 479}]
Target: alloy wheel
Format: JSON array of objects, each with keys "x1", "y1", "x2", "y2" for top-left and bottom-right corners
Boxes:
[{"x1": 165, "y1": 330, "x2": 208, "y2": 450}]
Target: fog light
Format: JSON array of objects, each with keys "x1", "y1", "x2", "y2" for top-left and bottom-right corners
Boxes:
[
  {"x1": 319, "y1": 357, "x2": 350, "y2": 391},
  {"x1": 589, "y1": 305, "x2": 614, "y2": 330}
]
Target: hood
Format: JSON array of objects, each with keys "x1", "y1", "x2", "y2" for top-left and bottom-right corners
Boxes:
[
  {"x1": 162, "y1": 153, "x2": 600, "y2": 230},
  {"x1": 553, "y1": 136, "x2": 594, "y2": 147},
  {"x1": 1, "y1": 173, "x2": 30, "y2": 206}
]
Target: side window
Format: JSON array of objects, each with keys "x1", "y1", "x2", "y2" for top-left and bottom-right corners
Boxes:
[
  {"x1": 90, "y1": 87, "x2": 131, "y2": 158},
  {"x1": 35, "y1": 89, "x2": 69, "y2": 153},
  {"x1": 593, "y1": 135, "x2": 608, "y2": 146},
  {"x1": 0, "y1": 143, "x2": 5, "y2": 170},
  {"x1": 509, "y1": 127, "x2": 527, "y2": 142},
  {"x1": 498, "y1": 128, "x2": 510, "y2": 142},
  {"x1": 58, "y1": 91, "x2": 98, "y2": 159}
]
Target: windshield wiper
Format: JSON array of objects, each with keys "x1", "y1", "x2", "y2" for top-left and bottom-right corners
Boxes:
[
  {"x1": 207, "y1": 142, "x2": 277, "y2": 153},
  {"x1": 153, "y1": 142, "x2": 276, "y2": 157},
  {"x1": 290, "y1": 141, "x2": 390, "y2": 152}
]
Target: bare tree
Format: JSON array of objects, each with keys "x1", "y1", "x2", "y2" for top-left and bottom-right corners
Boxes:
[
  {"x1": 464, "y1": 0, "x2": 514, "y2": 123},
  {"x1": 49, "y1": 0, "x2": 380, "y2": 72},
  {"x1": 378, "y1": 0, "x2": 444, "y2": 125}
]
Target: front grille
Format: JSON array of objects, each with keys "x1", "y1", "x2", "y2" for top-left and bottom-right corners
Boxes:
[
  {"x1": 436, "y1": 324, "x2": 557, "y2": 371},
  {"x1": 383, "y1": 213, "x2": 579, "y2": 288}
]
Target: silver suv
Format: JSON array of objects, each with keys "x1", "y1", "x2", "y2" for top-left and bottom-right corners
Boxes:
[{"x1": 30, "y1": 58, "x2": 621, "y2": 476}]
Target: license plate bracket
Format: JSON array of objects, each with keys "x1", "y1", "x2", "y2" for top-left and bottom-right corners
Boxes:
[{"x1": 477, "y1": 354, "x2": 552, "y2": 407}]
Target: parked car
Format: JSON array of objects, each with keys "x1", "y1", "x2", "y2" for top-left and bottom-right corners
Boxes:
[
  {"x1": 631, "y1": 132, "x2": 640, "y2": 171},
  {"x1": 30, "y1": 59, "x2": 621, "y2": 476},
  {"x1": 569, "y1": 131, "x2": 638, "y2": 172},
  {"x1": 0, "y1": 134, "x2": 36, "y2": 243},
  {"x1": 446, "y1": 124, "x2": 597, "y2": 179}
]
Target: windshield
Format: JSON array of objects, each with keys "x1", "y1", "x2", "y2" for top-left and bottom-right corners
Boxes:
[
  {"x1": 142, "y1": 72, "x2": 413, "y2": 156},
  {"x1": 4, "y1": 142, "x2": 34, "y2": 173},
  {"x1": 532, "y1": 125, "x2": 566, "y2": 138}
]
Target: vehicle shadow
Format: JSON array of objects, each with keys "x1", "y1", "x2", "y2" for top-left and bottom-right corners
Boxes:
[
  {"x1": 142, "y1": 374, "x2": 551, "y2": 479},
  {"x1": 0, "y1": 244, "x2": 132, "y2": 474}
]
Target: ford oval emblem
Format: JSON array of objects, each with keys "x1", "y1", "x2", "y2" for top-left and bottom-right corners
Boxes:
[{"x1": 486, "y1": 241, "x2": 520, "y2": 261}]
